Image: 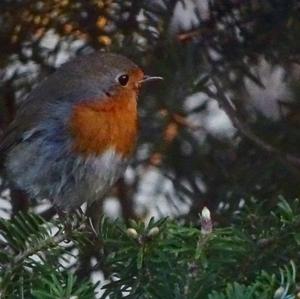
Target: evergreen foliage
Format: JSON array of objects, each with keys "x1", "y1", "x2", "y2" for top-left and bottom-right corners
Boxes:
[{"x1": 0, "y1": 198, "x2": 300, "y2": 298}]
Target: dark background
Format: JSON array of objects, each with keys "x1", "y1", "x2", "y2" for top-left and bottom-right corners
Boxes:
[{"x1": 1, "y1": 0, "x2": 300, "y2": 225}]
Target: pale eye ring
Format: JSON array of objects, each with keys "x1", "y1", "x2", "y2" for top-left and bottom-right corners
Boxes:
[{"x1": 117, "y1": 74, "x2": 129, "y2": 86}]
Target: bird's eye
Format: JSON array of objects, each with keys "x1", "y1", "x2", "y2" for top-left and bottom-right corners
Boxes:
[{"x1": 117, "y1": 74, "x2": 129, "y2": 86}]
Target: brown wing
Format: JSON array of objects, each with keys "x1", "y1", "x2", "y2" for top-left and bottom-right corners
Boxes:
[
  {"x1": 0, "y1": 70, "x2": 68, "y2": 162},
  {"x1": 0, "y1": 122, "x2": 19, "y2": 160},
  {"x1": 0, "y1": 91, "x2": 49, "y2": 164},
  {"x1": 0, "y1": 112, "x2": 41, "y2": 165}
]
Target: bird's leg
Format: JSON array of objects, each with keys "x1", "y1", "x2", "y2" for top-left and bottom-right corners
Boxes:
[
  {"x1": 55, "y1": 207, "x2": 73, "y2": 241},
  {"x1": 88, "y1": 217, "x2": 98, "y2": 237},
  {"x1": 10, "y1": 187, "x2": 29, "y2": 216},
  {"x1": 74, "y1": 207, "x2": 90, "y2": 232},
  {"x1": 53, "y1": 207, "x2": 89, "y2": 244},
  {"x1": 76, "y1": 205, "x2": 99, "y2": 237},
  {"x1": 75, "y1": 206, "x2": 86, "y2": 223},
  {"x1": 86, "y1": 200, "x2": 103, "y2": 236}
]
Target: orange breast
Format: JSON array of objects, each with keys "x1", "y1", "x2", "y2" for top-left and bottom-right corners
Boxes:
[{"x1": 69, "y1": 88, "x2": 138, "y2": 157}]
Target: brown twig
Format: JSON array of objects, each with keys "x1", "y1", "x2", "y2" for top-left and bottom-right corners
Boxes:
[
  {"x1": 13, "y1": 227, "x2": 67, "y2": 266},
  {"x1": 206, "y1": 77, "x2": 300, "y2": 171},
  {"x1": 117, "y1": 178, "x2": 136, "y2": 222}
]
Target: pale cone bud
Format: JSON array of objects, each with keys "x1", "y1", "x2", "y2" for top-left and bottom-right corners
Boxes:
[
  {"x1": 201, "y1": 206, "x2": 212, "y2": 235},
  {"x1": 201, "y1": 207, "x2": 211, "y2": 220},
  {"x1": 147, "y1": 227, "x2": 160, "y2": 238},
  {"x1": 273, "y1": 286, "x2": 285, "y2": 299},
  {"x1": 126, "y1": 228, "x2": 138, "y2": 239}
]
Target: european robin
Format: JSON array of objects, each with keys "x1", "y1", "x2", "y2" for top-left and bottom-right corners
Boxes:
[{"x1": 0, "y1": 52, "x2": 162, "y2": 212}]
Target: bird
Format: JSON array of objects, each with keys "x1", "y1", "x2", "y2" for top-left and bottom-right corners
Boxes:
[{"x1": 0, "y1": 52, "x2": 162, "y2": 213}]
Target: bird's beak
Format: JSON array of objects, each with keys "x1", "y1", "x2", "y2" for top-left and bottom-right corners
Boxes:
[{"x1": 139, "y1": 75, "x2": 163, "y2": 84}]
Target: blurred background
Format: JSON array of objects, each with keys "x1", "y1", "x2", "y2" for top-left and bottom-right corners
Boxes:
[{"x1": 0, "y1": 0, "x2": 300, "y2": 225}]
